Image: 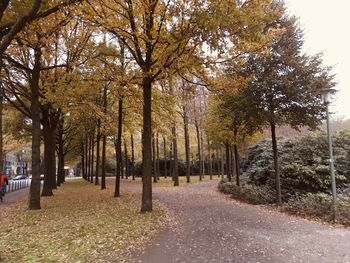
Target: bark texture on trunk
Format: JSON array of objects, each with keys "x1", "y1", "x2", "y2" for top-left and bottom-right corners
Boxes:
[
  {"x1": 57, "y1": 116, "x2": 64, "y2": 186},
  {"x1": 270, "y1": 120, "x2": 282, "y2": 206},
  {"x1": 84, "y1": 137, "x2": 88, "y2": 180},
  {"x1": 195, "y1": 119, "x2": 202, "y2": 180},
  {"x1": 169, "y1": 142, "x2": 173, "y2": 179},
  {"x1": 233, "y1": 144, "x2": 240, "y2": 186},
  {"x1": 230, "y1": 146, "x2": 235, "y2": 183},
  {"x1": 141, "y1": 79, "x2": 152, "y2": 212},
  {"x1": 114, "y1": 98, "x2": 123, "y2": 197},
  {"x1": 183, "y1": 105, "x2": 191, "y2": 183},
  {"x1": 101, "y1": 133, "x2": 106, "y2": 190},
  {"x1": 95, "y1": 120, "x2": 101, "y2": 185},
  {"x1": 124, "y1": 139, "x2": 129, "y2": 179},
  {"x1": 41, "y1": 107, "x2": 56, "y2": 196},
  {"x1": 28, "y1": 47, "x2": 42, "y2": 209},
  {"x1": 152, "y1": 134, "x2": 157, "y2": 183},
  {"x1": 201, "y1": 129, "x2": 205, "y2": 177},
  {"x1": 208, "y1": 140, "x2": 212, "y2": 180},
  {"x1": 81, "y1": 142, "x2": 85, "y2": 179},
  {"x1": 0, "y1": 81, "x2": 3, "y2": 173},
  {"x1": 221, "y1": 148, "x2": 224, "y2": 179},
  {"x1": 225, "y1": 143, "x2": 231, "y2": 182},
  {"x1": 90, "y1": 131, "x2": 95, "y2": 183},
  {"x1": 87, "y1": 135, "x2": 91, "y2": 182},
  {"x1": 101, "y1": 86, "x2": 107, "y2": 190},
  {"x1": 156, "y1": 133, "x2": 160, "y2": 180},
  {"x1": 163, "y1": 137, "x2": 167, "y2": 178},
  {"x1": 131, "y1": 134, "x2": 135, "y2": 180},
  {"x1": 172, "y1": 125, "x2": 179, "y2": 186}
]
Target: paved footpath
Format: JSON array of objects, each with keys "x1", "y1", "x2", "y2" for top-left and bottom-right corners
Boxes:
[
  {"x1": 137, "y1": 180, "x2": 350, "y2": 263},
  {"x1": 0, "y1": 187, "x2": 29, "y2": 205}
]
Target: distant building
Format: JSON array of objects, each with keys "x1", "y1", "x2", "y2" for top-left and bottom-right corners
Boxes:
[{"x1": 2, "y1": 153, "x2": 16, "y2": 176}]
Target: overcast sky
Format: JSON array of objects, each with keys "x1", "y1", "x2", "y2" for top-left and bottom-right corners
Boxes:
[{"x1": 285, "y1": 0, "x2": 350, "y2": 119}]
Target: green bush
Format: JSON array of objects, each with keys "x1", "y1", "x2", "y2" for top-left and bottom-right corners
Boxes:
[
  {"x1": 283, "y1": 193, "x2": 332, "y2": 218},
  {"x1": 283, "y1": 192, "x2": 350, "y2": 225},
  {"x1": 218, "y1": 180, "x2": 275, "y2": 205},
  {"x1": 219, "y1": 130, "x2": 350, "y2": 225},
  {"x1": 242, "y1": 131, "x2": 350, "y2": 199}
]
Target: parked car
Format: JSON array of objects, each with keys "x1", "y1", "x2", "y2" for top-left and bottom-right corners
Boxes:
[
  {"x1": 29, "y1": 174, "x2": 45, "y2": 181},
  {"x1": 13, "y1": 175, "x2": 28, "y2": 181}
]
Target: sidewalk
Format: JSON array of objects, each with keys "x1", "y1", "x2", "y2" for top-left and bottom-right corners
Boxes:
[{"x1": 0, "y1": 187, "x2": 29, "y2": 206}]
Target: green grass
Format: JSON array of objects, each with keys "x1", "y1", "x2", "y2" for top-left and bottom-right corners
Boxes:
[{"x1": 0, "y1": 179, "x2": 165, "y2": 263}]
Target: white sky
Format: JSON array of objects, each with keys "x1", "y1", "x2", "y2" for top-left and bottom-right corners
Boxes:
[{"x1": 285, "y1": 0, "x2": 350, "y2": 119}]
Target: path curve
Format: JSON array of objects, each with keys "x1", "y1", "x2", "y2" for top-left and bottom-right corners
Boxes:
[{"x1": 138, "y1": 180, "x2": 350, "y2": 263}]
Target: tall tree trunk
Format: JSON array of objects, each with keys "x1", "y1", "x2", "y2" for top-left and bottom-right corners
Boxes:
[
  {"x1": 141, "y1": 78, "x2": 153, "y2": 212},
  {"x1": 41, "y1": 109, "x2": 55, "y2": 197},
  {"x1": 101, "y1": 86, "x2": 107, "y2": 190},
  {"x1": 57, "y1": 116, "x2": 64, "y2": 186},
  {"x1": 156, "y1": 133, "x2": 160, "y2": 180},
  {"x1": 152, "y1": 134, "x2": 157, "y2": 183},
  {"x1": 0, "y1": 79, "x2": 3, "y2": 174},
  {"x1": 163, "y1": 137, "x2": 167, "y2": 178},
  {"x1": 88, "y1": 135, "x2": 92, "y2": 182},
  {"x1": 183, "y1": 105, "x2": 191, "y2": 183},
  {"x1": 201, "y1": 129, "x2": 205, "y2": 177},
  {"x1": 50, "y1": 125, "x2": 57, "y2": 189},
  {"x1": 121, "y1": 153, "x2": 124, "y2": 179},
  {"x1": 57, "y1": 149, "x2": 64, "y2": 187},
  {"x1": 208, "y1": 139, "x2": 212, "y2": 180},
  {"x1": 233, "y1": 143, "x2": 240, "y2": 186},
  {"x1": 81, "y1": 142, "x2": 85, "y2": 179},
  {"x1": 87, "y1": 137, "x2": 90, "y2": 181},
  {"x1": 230, "y1": 146, "x2": 235, "y2": 183},
  {"x1": 172, "y1": 125, "x2": 179, "y2": 186},
  {"x1": 217, "y1": 150, "x2": 220, "y2": 177},
  {"x1": 85, "y1": 137, "x2": 88, "y2": 181},
  {"x1": 28, "y1": 47, "x2": 41, "y2": 209},
  {"x1": 233, "y1": 130, "x2": 240, "y2": 186},
  {"x1": 115, "y1": 98, "x2": 123, "y2": 197},
  {"x1": 221, "y1": 147, "x2": 224, "y2": 179},
  {"x1": 270, "y1": 120, "x2": 282, "y2": 206},
  {"x1": 131, "y1": 134, "x2": 135, "y2": 180},
  {"x1": 124, "y1": 139, "x2": 129, "y2": 179},
  {"x1": 83, "y1": 135, "x2": 88, "y2": 180},
  {"x1": 225, "y1": 143, "x2": 231, "y2": 182},
  {"x1": 169, "y1": 141, "x2": 173, "y2": 179},
  {"x1": 195, "y1": 118, "x2": 202, "y2": 180},
  {"x1": 90, "y1": 131, "x2": 95, "y2": 183},
  {"x1": 95, "y1": 120, "x2": 101, "y2": 185},
  {"x1": 101, "y1": 133, "x2": 106, "y2": 190}
]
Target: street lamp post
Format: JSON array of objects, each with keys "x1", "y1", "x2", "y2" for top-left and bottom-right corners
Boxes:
[{"x1": 321, "y1": 88, "x2": 337, "y2": 220}]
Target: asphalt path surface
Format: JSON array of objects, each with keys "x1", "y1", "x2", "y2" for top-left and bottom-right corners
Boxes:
[
  {"x1": 137, "y1": 179, "x2": 350, "y2": 263},
  {"x1": 0, "y1": 185, "x2": 29, "y2": 205}
]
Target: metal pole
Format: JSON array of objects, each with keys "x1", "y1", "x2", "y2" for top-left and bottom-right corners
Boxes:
[{"x1": 326, "y1": 104, "x2": 337, "y2": 219}]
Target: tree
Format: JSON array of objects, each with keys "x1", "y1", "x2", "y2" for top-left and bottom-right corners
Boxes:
[
  {"x1": 2, "y1": 5, "x2": 92, "y2": 207},
  {"x1": 242, "y1": 15, "x2": 335, "y2": 205},
  {"x1": 0, "y1": 0, "x2": 81, "y2": 178},
  {"x1": 85, "y1": 0, "x2": 197, "y2": 211},
  {"x1": 84, "y1": 0, "x2": 280, "y2": 212}
]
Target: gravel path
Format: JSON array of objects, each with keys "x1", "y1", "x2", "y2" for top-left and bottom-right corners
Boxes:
[{"x1": 138, "y1": 179, "x2": 350, "y2": 263}]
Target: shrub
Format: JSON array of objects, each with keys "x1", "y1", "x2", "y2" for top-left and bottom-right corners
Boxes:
[
  {"x1": 242, "y1": 131, "x2": 350, "y2": 199},
  {"x1": 218, "y1": 180, "x2": 275, "y2": 205},
  {"x1": 283, "y1": 192, "x2": 350, "y2": 225},
  {"x1": 283, "y1": 193, "x2": 333, "y2": 218}
]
